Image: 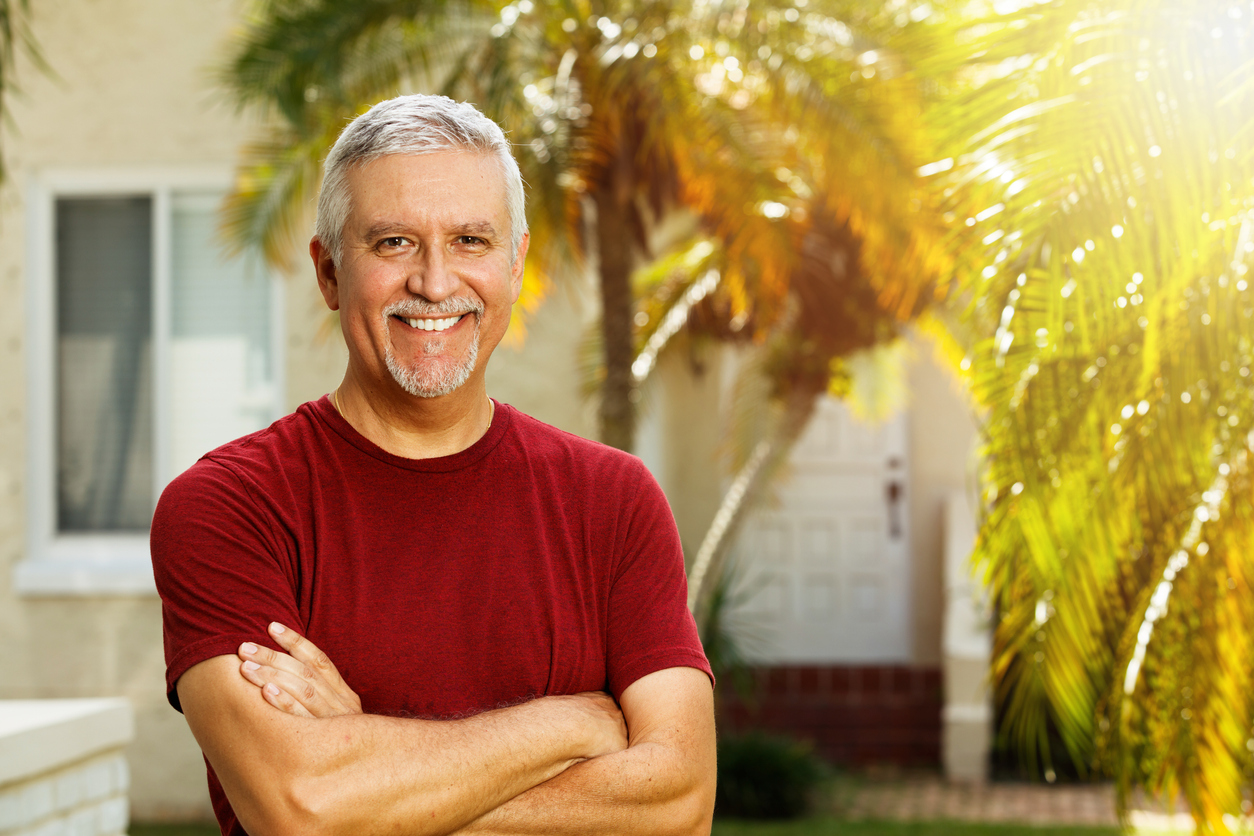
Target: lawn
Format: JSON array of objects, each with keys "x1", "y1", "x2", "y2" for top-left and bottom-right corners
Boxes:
[{"x1": 712, "y1": 820, "x2": 1127, "y2": 836}]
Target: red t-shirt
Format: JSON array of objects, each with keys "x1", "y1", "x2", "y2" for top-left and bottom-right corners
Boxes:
[{"x1": 152, "y1": 398, "x2": 710, "y2": 833}]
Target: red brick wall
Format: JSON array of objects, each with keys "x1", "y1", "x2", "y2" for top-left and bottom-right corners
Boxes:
[{"x1": 716, "y1": 665, "x2": 943, "y2": 767}]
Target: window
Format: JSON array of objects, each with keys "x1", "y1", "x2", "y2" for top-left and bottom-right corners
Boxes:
[{"x1": 18, "y1": 171, "x2": 284, "y2": 594}]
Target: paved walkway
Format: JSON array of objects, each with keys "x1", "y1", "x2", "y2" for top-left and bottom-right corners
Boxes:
[{"x1": 831, "y1": 775, "x2": 1200, "y2": 830}]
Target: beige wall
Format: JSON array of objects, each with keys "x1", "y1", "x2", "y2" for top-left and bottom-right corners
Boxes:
[
  {"x1": 0, "y1": 0, "x2": 339, "y2": 821},
  {"x1": 638, "y1": 335, "x2": 728, "y2": 560},
  {"x1": 907, "y1": 333, "x2": 981, "y2": 665}
]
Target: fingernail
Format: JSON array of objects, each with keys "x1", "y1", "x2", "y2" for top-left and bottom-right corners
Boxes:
[
  {"x1": 243, "y1": 661, "x2": 260, "y2": 672},
  {"x1": 270, "y1": 622, "x2": 286, "y2": 635},
  {"x1": 241, "y1": 643, "x2": 258, "y2": 655},
  {"x1": 264, "y1": 683, "x2": 280, "y2": 696}
]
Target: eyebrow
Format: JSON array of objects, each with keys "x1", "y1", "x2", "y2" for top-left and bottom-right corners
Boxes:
[
  {"x1": 450, "y1": 221, "x2": 500, "y2": 239},
  {"x1": 360, "y1": 220, "x2": 500, "y2": 241}
]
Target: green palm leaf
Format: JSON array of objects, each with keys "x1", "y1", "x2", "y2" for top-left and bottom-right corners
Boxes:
[{"x1": 933, "y1": 1, "x2": 1254, "y2": 827}]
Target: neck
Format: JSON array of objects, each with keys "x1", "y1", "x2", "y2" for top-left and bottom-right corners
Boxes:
[{"x1": 333, "y1": 372, "x2": 495, "y2": 459}]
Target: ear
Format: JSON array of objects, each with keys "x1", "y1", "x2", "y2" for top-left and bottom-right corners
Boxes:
[
  {"x1": 509, "y1": 232, "x2": 530, "y2": 303},
  {"x1": 311, "y1": 237, "x2": 341, "y2": 311}
]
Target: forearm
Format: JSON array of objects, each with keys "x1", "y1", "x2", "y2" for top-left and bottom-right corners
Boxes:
[
  {"x1": 457, "y1": 740, "x2": 715, "y2": 836},
  {"x1": 456, "y1": 668, "x2": 717, "y2": 836},
  {"x1": 179, "y1": 656, "x2": 616, "y2": 836},
  {"x1": 268, "y1": 703, "x2": 585, "y2": 835}
]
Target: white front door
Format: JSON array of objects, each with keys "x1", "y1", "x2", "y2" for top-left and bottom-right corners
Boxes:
[{"x1": 729, "y1": 395, "x2": 911, "y2": 663}]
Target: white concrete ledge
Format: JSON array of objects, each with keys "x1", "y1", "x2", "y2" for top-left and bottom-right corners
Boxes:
[
  {"x1": 0, "y1": 699, "x2": 133, "y2": 836},
  {"x1": 0, "y1": 699, "x2": 133, "y2": 787}
]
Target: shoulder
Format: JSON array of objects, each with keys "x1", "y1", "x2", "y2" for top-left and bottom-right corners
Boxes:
[
  {"x1": 501, "y1": 406, "x2": 649, "y2": 477},
  {"x1": 200, "y1": 400, "x2": 327, "y2": 472},
  {"x1": 495, "y1": 406, "x2": 671, "y2": 532},
  {"x1": 156, "y1": 399, "x2": 331, "y2": 519}
]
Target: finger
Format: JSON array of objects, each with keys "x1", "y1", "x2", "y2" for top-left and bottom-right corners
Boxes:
[
  {"x1": 269, "y1": 623, "x2": 349, "y2": 688},
  {"x1": 260, "y1": 680, "x2": 315, "y2": 719},
  {"x1": 240, "y1": 658, "x2": 340, "y2": 714},
  {"x1": 238, "y1": 642, "x2": 310, "y2": 682},
  {"x1": 238, "y1": 635, "x2": 362, "y2": 717}
]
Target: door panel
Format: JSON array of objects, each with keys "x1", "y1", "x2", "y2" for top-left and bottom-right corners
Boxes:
[{"x1": 730, "y1": 396, "x2": 910, "y2": 663}]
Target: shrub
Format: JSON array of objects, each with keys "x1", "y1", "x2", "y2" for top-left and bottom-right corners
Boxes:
[{"x1": 715, "y1": 731, "x2": 827, "y2": 819}]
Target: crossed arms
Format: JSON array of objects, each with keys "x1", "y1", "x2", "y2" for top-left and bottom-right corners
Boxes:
[{"x1": 176, "y1": 622, "x2": 716, "y2": 836}]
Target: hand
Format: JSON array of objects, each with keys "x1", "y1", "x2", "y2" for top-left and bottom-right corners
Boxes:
[
  {"x1": 237, "y1": 622, "x2": 363, "y2": 719},
  {"x1": 563, "y1": 691, "x2": 629, "y2": 761}
]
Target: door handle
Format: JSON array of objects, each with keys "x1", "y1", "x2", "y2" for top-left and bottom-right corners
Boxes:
[{"x1": 886, "y1": 480, "x2": 903, "y2": 539}]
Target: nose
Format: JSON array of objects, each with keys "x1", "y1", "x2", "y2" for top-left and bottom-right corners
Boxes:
[{"x1": 406, "y1": 245, "x2": 460, "y2": 302}]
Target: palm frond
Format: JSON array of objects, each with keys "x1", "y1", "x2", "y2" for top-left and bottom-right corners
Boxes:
[{"x1": 935, "y1": 0, "x2": 1254, "y2": 824}]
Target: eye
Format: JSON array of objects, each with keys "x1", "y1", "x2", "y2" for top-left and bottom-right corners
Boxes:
[
  {"x1": 457, "y1": 235, "x2": 487, "y2": 247},
  {"x1": 380, "y1": 236, "x2": 409, "y2": 249}
]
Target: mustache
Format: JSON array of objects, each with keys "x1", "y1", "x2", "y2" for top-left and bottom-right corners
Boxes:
[{"x1": 384, "y1": 297, "x2": 485, "y2": 318}]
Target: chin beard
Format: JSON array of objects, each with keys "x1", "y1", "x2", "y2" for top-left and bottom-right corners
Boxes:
[
  {"x1": 385, "y1": 331, "x2": 480, "y2": 398},
  {"x1": 382, "y1": 298, "x2": 483, "y2": 398}
]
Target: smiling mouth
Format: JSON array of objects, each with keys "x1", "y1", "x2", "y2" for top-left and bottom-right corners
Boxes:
[{"x1": 396, "y1": 314, "x2": 464, "y2": 332}]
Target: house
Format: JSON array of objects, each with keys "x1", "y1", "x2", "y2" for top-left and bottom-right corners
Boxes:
[{"x1": 0, "y1": 0, "x2": 985, "y2": 821}]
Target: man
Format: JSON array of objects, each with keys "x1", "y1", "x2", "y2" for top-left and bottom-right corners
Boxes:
[{"x1": 151, "y1": 94, "x2": 716, "y2": 836}]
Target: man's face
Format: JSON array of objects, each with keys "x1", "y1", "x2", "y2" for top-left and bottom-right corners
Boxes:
[{"x1": 315, "y1": 150, "x2": 526, "y2": 400}]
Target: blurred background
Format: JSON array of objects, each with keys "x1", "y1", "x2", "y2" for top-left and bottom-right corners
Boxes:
[{"x1": 0, "y1": 1, "x2": 1251, "y2": 834}]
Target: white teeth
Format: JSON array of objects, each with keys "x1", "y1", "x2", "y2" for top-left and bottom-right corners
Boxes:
[{"x1": 403, "y1": 315, "x2": 461, "y2": 332}]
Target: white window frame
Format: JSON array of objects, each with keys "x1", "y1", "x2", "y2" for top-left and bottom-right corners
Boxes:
[{"x1": 17, "y1": 167, "x2": 286, "y2": 595}]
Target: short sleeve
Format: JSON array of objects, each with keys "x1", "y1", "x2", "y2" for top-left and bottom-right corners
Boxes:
[
  {"x1": 151, "y1": 458, "x2": 301, "y2": 711},
  {"x1": 604, "y1": 459, "x2": 713, "y2": 699}
]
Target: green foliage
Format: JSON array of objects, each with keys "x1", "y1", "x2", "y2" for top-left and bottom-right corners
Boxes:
[
  {"x1": 926, "y1": 1, "x2": 1254, "y2": 830},
  {"x1": 698, "y1": 558, "x2": 760, "y2": 706},
  {"x1": 715, "y1": 732, "x2": 828, "y2": 820}
]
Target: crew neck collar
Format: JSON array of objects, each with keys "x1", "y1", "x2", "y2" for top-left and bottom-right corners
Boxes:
[{"x1": 311, "y1": 394, "x2": 511, "y2": 472}]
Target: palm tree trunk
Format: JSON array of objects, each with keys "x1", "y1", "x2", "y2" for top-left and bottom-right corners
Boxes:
[
  {"x1": 593, "y1": 179, "x2": 637, "y2": 451},
  {"x1": 687, "y1": 381, "x2": 824, "y2": 630}
]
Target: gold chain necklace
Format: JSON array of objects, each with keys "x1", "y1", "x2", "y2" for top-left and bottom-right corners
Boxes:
[{"x1": 333, "y1": 388, "x2": 494, "y2": 428}]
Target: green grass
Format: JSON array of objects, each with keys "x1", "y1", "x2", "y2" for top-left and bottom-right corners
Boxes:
[
  {"x1": 129, "y1": 825, "x2": 220, "y2": 836},
  {"x1": 712, "y1": 820, "x2": 1124, "y2": 836}
]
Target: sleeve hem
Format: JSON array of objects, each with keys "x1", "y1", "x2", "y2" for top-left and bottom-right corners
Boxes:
[
  {"x1": 609, "y1": 648, "x2": 715, "y2": 701},
  {"x1": 165, "y1": 634, "x2": 282, "y2": 712}
]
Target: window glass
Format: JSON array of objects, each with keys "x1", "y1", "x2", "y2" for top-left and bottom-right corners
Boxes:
[
  {"x1": 50, "y1": 189, "x2": 279, "y2": 537},
  {"x1": 55, "y1": 197, "x2": 154, "y2": 532}
]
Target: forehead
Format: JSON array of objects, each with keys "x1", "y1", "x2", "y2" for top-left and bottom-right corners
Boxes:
[{"x1": 344, "y1": 150, "x2": 509, "y2": 232}]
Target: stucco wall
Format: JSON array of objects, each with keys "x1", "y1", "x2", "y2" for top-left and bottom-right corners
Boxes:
[
  {"x1": 0, "y1": 0, "x2": 342, "y2": 820},
  {"x1": 907, "y1": 333, "x2": 981, "y2": 665}
]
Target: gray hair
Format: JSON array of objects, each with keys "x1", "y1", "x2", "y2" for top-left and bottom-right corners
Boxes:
[{"x1": 314, "y1": 94, "x2": 527, "y2": 266}]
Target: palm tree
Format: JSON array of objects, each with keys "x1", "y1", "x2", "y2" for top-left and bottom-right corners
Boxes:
[
  {"x1": 219, "y1": 0, "x2": 948, "y2": 453},
  {"x1": 925, "y1": 1, "x2": 1254, "y2": 828}
]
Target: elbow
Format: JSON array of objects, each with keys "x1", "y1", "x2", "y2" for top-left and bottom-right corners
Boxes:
[
  {"x1": 283, "y1": 772, "x2": 368, "y2": 836},
  {"x1": 661, "y1": 773, "x2": 716, "y2": 836},
  {"x1": 685, "y1": 785, "x2": 717, "y2": 836},
  {"x1": 237, "y1": 773, "x2": 350, "y2": 836}
]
